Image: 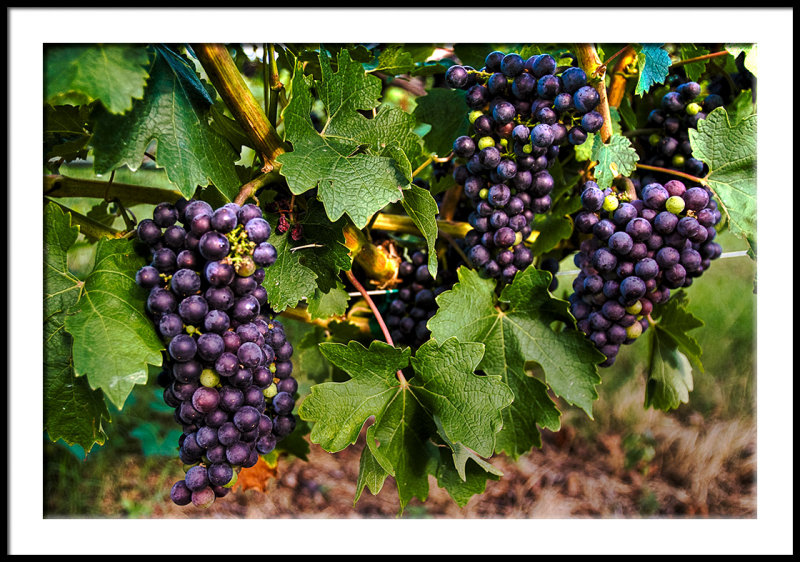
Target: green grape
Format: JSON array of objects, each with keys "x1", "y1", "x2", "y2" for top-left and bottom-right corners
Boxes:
[
  {"x1": 477, "y1": 136, "x2": 495, "y2": 150},
  {"x1": 602, "y1": 194, "x2": 619, "y2": 212},
  {"x1": 666, "y1": 195, "x2": 686, "y2": 214}
]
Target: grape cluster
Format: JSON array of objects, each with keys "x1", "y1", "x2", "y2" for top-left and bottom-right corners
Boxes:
[
  {"x1": 636, "y1": 79, "x2": 728, "y2": 181},
  {"x1": 384, "y1": 250, "x2": 457, "y2": 350},
  {"x1": 569, "y1": 179, "x2": 723, "y2": 367},
  {"x1": 445, "y1": 50, "x2": 603, "y2": 285},
  {"x1": 134, "y1": 198, "x2": 298, "y2": 508}
]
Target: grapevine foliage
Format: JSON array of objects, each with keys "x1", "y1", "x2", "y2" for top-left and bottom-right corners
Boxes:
[{"x1": 42, "y1": 42, "x2": 757, "y2": 512}]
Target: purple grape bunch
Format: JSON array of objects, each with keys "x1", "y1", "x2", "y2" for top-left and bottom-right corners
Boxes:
[
  {"x1": 134, "y1": 198, "x2": 299, "y2": 508},
  {"x1": 636, "y1": 79, "x2": 721, "y2": 180},
  {"x1": 384, "y1": 250, "x2": 455, "y2": 350},
  {"x1": 569, "y1": 179, "x2": 723, "y2": 367},
  {"x1": 445, "y1": 50, "x2": 604, "y2": 286}
]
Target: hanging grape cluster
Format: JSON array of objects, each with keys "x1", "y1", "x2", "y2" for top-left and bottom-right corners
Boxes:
[
  {"x1": 384, "y1": 250, "x2": 456, "y2": 350},
  {"x1": 569, "y1": 179, "x2": 723, "y2": 366},
  {"x1": 444, "y1": 50, "x2": 603, "y2": 286},
  {"x1": 134, "y1": 198, "x2": 298, "y2": 508}
]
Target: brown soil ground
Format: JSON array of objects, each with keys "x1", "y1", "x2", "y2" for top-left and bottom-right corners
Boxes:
[{"x1": 144, "y1": 415, "x2": 757, "y2": 520}]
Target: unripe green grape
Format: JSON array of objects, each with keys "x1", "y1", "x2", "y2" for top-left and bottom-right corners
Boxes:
[
  {"x1": 499, "y1": 138, "x2": 508, "y2": 148},
  {"x1": 626, "y1": 322, "x2": 643, "y2": 339},
  {"x1": 469, "y1": 110, "x2": 483, "y2": 123},
  {"x1": 625, "y1": 300, "x2": 643, "y2": 315},
  {"x1": 686, "y1": 102, "x2": 702, "y2": 116},
  {"x1": 649, "y1": 134, "x2": 660, "y2": 146},
  {"x1": 665, "y1": 195, "x2": 686, "y2": 214},
  {"x1": 478, "y1": 188, "x2": 489, "y2": 199},
  {"x1": 200, "y1": 368, "x2": 220, "y2": 388},
  {"x1": 263, "y1": 383, "x2": 278, "y2": 399},
  {"x1": 477, "y1": 136, "x2": 495, "y2": 150},
  {"x1": 602, "y1": 194, "x2": 619, "y2": 212},
  {"x1": 672, "y1": 154, "x2": 685, "y2": 167},
  {"x1": 522, "y1": 143, "x2": 533, "y2": 154},
  {"x1": 269, "y1": 362, "x2": 277, "y2": 373},
  {"x1": 514, "y1": 231, "x2": 524, "y2": 246}
]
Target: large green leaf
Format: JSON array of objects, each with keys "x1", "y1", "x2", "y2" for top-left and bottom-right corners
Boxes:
[
  {"x1": 43, "y1": 203, "x2": 111, "y2": 453},
  {"x1": 64, "y1": 238, "x2": 163, "y2": 410},
  {"x1": 635, "y1": 44, "x2": 671, "y2": 96},
  {"x1": 45, "y1": 44, "x2": 150, "y2": 114},
  {"x1": 428, "y1": 266, "x2": 604, "y2": 459},
  {"x1": 689, "y1": 108, "x2": 757, "y2": 251},
  {"x1": 299, "y1": 337, "x2": 511, "y2": 511},
  {"x1": 277, "y1": 49, "x2": 416, "y2": 228},
  {"x1": 91, "y1": 46, "x2": 241, "y2": 201}
]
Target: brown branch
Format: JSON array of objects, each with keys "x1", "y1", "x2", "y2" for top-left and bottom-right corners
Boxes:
[
  {"x1": 191, "y1": 43, "x2": 285, "y2": 173},
  {"x1": 438, "y1": 184, "x2": 463, "y2": 222},
  {"x1": 44, "y1": 175, "x2": 181, "y2": 206},
  {"x1": 606, "y1": 46, "x2": 638, "y2": 109},
  {"x1": 370, "y1": 213, "x2": 472, "y2": 239}
]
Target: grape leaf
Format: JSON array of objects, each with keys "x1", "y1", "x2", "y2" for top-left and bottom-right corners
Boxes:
[
  {"x1": 277, "y1": 49, "x2": 412, "y2": 229},
  {"x1": 574, "y1": 133, "x2": 594, "y2": 162},
  {"x1": 409, "y1": 338, "x2": 513, "y2": 459},
  {"x1": 260, "y1": 231, "x2": 319, "y2": 313},
  {"x1": 300, "y1": 337, "x2": 511, "y2": 511},
  {"x1": 644, "y1": 292, "x2": 705, "y2": 411},
  {"x1": 306, "y1": 281, "x2": 350, "y2": 320},
  {"x1": 435, "y1": 446, "x2": 502, "y2": 508},
  {"x1": 529, "y1": 214, "x2": 573, "y2": 257},
  {"x1": 91, "y1": 46, "x2": 241, "y2": 201},
  {"x1": 679, "y1": 44, "x2": 711, "y2": 83},
  {"x1": 400, "y1": 183, "x2": 439, "y2": 279},
  {"x1": 635, "y1": 44, "x2": 672, "y2": 96},
  {"x1": 413, "y1": 88, "x2": 470, "y2": 157},
  {"x1": 428, "y1": 266, "x2": 604, "y2": 459},
  {"x1": 725, "y1": 44, "x2": 757, "y2": 76},
  {"x1": 64, "y1": 238, "x2": 163, "y2": 410},
  {"x1": 45, "y1": 44, "x2": 150, "y2": 114},
  {"x1": 44, "y1": 203, "x2": 83, "y2": 320},
  {"x1": 355, "y1": 444, "x2": 390, "y2": 503},
  {"x1": 688, "y1": 108, "x2": 757, "y2": 248},
  {"x1": 366, "y1": 45, "x2": 416, "y2": 76},
  {"x1": 43, "y1": 203, "x2": 110, "y2": 453},
  {"x1": 591, "y1": 134, "x2": 639, "y2": 189},
  {"x1": 295, "y1": 200, "x2": 352, "y2": 294}
]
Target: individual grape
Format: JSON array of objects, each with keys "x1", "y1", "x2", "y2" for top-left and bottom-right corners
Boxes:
[
  {"x1": 170, "y1": 480, "x2": 192, "y2": 506},
  {"x1": 136, "y1": 265, "x2": 162, "y2": 289},
  {"x1": 198, "y1": 231, "x2": 230, "y2": 261}
]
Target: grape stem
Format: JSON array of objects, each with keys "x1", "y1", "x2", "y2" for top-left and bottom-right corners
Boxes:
[
  {"x1": 412, "y1": 152, "x2": 454, "y2": 179},
  {"x1": 634, "y1": 163, "x2": 708, "y2": 186},
  {"x1": 671, "y1": 50, "x2": 730, "y2": 68},
  {"x1": 234, "y1": 172, "x2": 275, "y2": 206},
  {"x1": 345, "y1": 270, "x2": 408, "y2": 385}
]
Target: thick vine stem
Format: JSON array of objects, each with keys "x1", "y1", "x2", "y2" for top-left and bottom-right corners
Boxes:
[
  {"x1": 234, "y1": 172, "x2": 276, "y2": 206},
  {"x1": 191, "y1": 43, "x2": 286, "y2": 172},
  {"x1": 574, "y1": 43, "x2": 613, "y2": 143},
  {"x1": 607, "y1": 46, "x2": 638, "y2": 109},
  {"x1": 44, "y1": 175, "x2": 181, "y2": 206}
]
